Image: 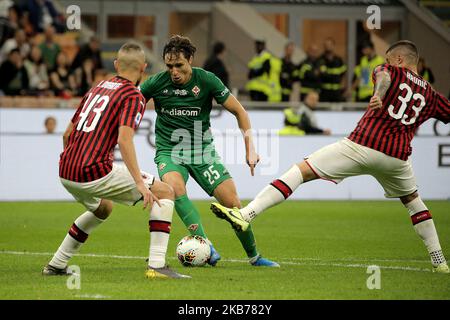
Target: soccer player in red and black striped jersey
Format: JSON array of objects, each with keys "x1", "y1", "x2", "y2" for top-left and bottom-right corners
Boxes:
[
  {"x1": 211, "y1": 40, "x2": 450, "y2": 273},
  {"x1": 43, "y1": 43, "x2": 189, "y2": 279}
]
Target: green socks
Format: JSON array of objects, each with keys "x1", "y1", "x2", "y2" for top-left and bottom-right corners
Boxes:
[
  {"x1": 235, "y1": 224, "x2": 258, "y2": 258},
  {"x1": 175, "y1": 195, "x2": 208, "y2": 238}
]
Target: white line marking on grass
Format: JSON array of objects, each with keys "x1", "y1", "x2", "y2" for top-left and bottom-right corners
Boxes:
[
  {"x1": 0, "y1": 250, "x2": 431, "y2": 273},
  {"x1": 278, "y1": 261, "x2": 431, "y2": 272},
  {"x1": 289, "y1": 257, "x2": 431, "y2": 264},
  {"x1": 75, "y1": 294, "x2": 110, "y2": 299}
]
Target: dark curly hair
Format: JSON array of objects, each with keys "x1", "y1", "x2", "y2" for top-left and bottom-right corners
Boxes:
[{"x1": 163, "y1": 35, "x2": 197, "y2": 60}]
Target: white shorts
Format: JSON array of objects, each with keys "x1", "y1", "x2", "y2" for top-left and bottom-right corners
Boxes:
[
  {"x1": 305, "y1": 138, "x2": 417, "y2": 198},
  {"x1": 60, "y1": 164, "x2": 155, "y2": 212}
]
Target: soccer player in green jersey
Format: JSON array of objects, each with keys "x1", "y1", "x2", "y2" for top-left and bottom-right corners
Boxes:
[{"x1": 140, "y1": 35, "x2": 279, "y2": 267}]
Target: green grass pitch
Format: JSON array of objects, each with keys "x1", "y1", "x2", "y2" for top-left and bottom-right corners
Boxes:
[{"x1": 0, "y1": 200, "x2": 449, "y2": 300}]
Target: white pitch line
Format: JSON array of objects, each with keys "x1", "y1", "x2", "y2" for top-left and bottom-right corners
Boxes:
[
  {"x1": 277, "y1": 260, "x2": 431, "y2": 272},
  {"x1": 0, "y1": 250, "x2": 432, "y2": 273},
  {"x1": 75, "y1": 294, "x2": 111, "y2": 299},
  {"x1": 289, "y1": 257, "x2": 431, "y2": 264}
]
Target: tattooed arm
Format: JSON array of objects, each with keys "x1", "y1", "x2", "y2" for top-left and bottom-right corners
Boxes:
[{"x1": 369, "y1": 70, "x2": 391, "y2": 110}]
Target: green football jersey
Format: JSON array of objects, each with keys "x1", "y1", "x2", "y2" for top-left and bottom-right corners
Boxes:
[{"x1": 140, "y1": 68, "x2": 230, "y2": 160}]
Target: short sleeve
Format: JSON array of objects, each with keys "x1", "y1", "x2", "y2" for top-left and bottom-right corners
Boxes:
[
  {"x1": 433, "y1": 91, "x2": 450, "y2": 124},
  {"x1": 139, "y1": 75, "x2": 156, "y2": 102},
  {"x1": 372, "y1": 63, "x2": 392, "y2": 84},
  {"x1": 208, "y1": 71, "x2": 230, "y2": 105},
  {"x1": 120, "y1": 93, "x2": 146, "y2": 129}
]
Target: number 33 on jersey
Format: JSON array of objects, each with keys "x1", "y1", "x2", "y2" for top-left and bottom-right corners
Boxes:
[{"x1": 349, "y1": 63, "x2": 450, "y2": 161}]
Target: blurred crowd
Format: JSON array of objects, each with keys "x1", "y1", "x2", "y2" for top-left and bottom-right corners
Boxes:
[
  {"x1": 242, "y1": 38, "x2": 434, "y2": 104},
  {"x1": 203, "y1": 37, "x2": 435, "y2": 105},
  {"x1": 0, "y1": 2, "x2": 436, "y2": 107},
  {"x1": 0, "y1": 0, "x2": 107, "y2": 98}
]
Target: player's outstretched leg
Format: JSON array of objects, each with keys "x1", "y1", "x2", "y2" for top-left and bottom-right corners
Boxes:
[
  {"x1": 212, "y1": 163, "x2": 311, "y2": 231},
  {"x1": 213, "y1": 179, "x2": 279, "y2": 267},
  {"x1": 401, "y1": 192, "x2": 449, "y2": 274},
  {"x1": 146, "y1": 181, "x2": 191, "y2": 279},
  {"x1": 43, "y1": 200, "x2": 112, "y2": 276}
]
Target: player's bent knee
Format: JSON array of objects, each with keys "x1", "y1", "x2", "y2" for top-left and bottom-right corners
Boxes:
[
  {"x1": 298, "y1": 161, "x2": 317, "y2": 182},
  {"x1": 94, "y1": 200, "x2": 113, "y2": 220},
  {"x1": 160, "y1": 182, "x2": 175, "y2": 200},
  {"x1": 152, "y1": 180, "x2": 175, "y2": 200},
  {"x1": 400, "y1": 191, "x2": 419, "y2": 205}
]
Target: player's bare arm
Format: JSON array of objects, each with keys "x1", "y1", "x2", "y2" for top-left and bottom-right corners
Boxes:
[
  {"x1": 222, "y1": 94, "x2": 260, "y2": 176},
  {"x1": 118, "y1": 125, "x2": 160, "y2": 209},
  {"x1": 62, "y1": 122, "x2": 74, "y2": 148},
  {"x1": 369, "y1": 70, "x2": 391, "y2": 110}
]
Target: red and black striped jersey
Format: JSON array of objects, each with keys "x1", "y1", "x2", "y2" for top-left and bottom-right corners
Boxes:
[
  {"x1": 348, "y1": 64, "x2": 450, "y2": 160},
  {"x1": 59, "y1": 76, "x2": 146, "y2": 182}
]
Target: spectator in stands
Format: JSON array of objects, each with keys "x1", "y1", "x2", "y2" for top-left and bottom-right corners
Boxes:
[
  {"x1": 44, "y1": 115, "x2": 56, "y2": 134},
  {"x1": 38, "y1": 25, "x2": 59, "y2": 70},
  {"x1": 71, "y1": 36, "x2": 103, "y2": 73},
  {"x1": 298, "y1": 91, "x2": 331, "y2": 135},
  {"x1": 203, "y1": 41, "x2": 229, "y2": 88},
  {"x1": 0, "y1": 48, "x2": 29, "y2": 95},
  {"x1": 296, "y1": 44, "x2": 322, "y2": 101},
  {"x1": 246, "y1": 39, "x2": 282, "y2": 102},
  {"x1": 349, "y1": 40, "x2": 384, "y2": 102},
  {"x1": 417, "y1": 57, "x2": 434, "y2": 84},
  {"x1": 24, "y1": 45, "x2": 49, "y2": 95},
  {"x1": 0, "y1": 28, "x2": 30, "y2": 63},
  {"x1": 75, "y1": 57, "x2": 94, "y2": 96},
  {"x1": 280, "y1": 41, "x2": 296, "y2": 102},
  {"x1": 26, "y1": 0, "x2": 65, "y2": 33},
  {"x1": 49, "y1": 51, "x2": 77, "y2": 98},
  {"x1": 319, "y1": 37, "x2": 347, "y2": 102},
  {"x1": 279, "y1": 91, "x2": 331, "y2": 136},
  {"x1": 0, "y1": 3, "x2": 18, "y2": 46},
  {"x1": 0, "y1": 0, "x2": 13, "y2": 17}
]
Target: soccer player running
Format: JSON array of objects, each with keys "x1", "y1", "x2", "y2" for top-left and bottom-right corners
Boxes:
[
  {"x1": 139, "y1": 35, "x2": 278, "y2": 267},
  {"x1": 43, "y1": 43, "x2": 189, "y2": 279},
  {"x1": 212, "y1": 40, "x2": 450, "y2": 273}
]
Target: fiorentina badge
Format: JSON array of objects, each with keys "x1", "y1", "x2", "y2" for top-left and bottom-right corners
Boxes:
[{"x1": 192, "y1": 85, "x2": 200, "y2": 97}]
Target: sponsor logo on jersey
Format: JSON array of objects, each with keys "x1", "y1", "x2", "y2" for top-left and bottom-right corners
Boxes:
[
  {"x1": 192, "y1": 86, "x2": 200, "y2": 97},
  {"x1": 158, "y1": 163, "x2": 166, "y2": 171},
  {"x1": 162, "y1": 89, "x2": 170, "y2": 95},
  {"x1": 160, "y1": 107, "x2": 201, "y2": 117},
  {"x1": 220, "y1": 88, "x2": 229, "y2": 97},
  {"x1": 174, "y1": 89, "x2": 188, "y2": 96}
]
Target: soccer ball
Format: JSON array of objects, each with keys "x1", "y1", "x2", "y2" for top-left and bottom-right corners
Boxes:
[{"x1": 176, "y1": 235, "x2": 211, "y2": 267}]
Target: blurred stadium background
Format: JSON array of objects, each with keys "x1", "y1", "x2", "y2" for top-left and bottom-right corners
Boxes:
[{"x1": 0, "y1": 0, "x2": 449, "y2": 201}]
